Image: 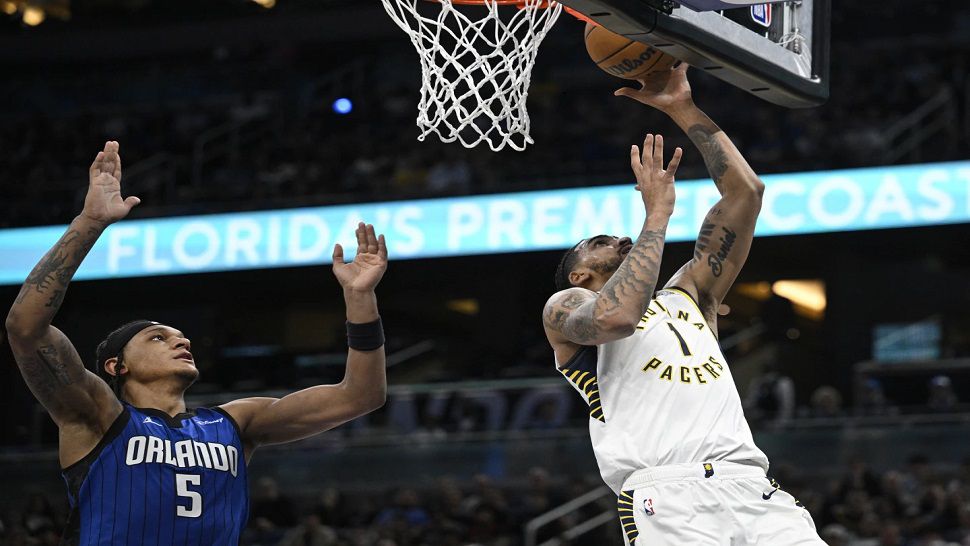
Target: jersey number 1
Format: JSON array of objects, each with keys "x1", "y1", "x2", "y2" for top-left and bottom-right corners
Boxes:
[
  {"x1": 666, "y1": 323, "x2": 692, "y2": 356},
  {"x1": 176, "y1": 474, "x2": 202, "y2": 518}
]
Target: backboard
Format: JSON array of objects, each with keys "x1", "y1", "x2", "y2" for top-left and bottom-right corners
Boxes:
[{"x1": 560, "y1": 0, "x2": 830, "y2": 108}]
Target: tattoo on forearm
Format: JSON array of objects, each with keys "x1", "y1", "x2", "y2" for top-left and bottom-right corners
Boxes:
[
  {"x1": 687, "y1": 123, "x2": 729, "y2": 190},
  {"x1": 13, "y1": 226, "x2": 100, "y2": 310},
  {"x1": 707, "y1": 227, "x2": 736, "y2": 277},
  {"x1": 694, "y1": 201, "x2": 740, "y2": 274},
  {"x1": 694, "y1": 222, "x2": 714, "y2": 261},
  {"x1": 600, "y1": 227, "x2": 666, "y2": 311}
]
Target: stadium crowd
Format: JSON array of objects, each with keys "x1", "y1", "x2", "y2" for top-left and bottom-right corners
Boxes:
[{"x1": 3, "y1": 457, "x2": 970, "y2": 545}]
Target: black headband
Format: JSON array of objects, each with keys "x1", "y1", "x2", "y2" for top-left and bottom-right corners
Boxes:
[{"x1": 95, "y1": 320, "x2": 159, "y2": 370}]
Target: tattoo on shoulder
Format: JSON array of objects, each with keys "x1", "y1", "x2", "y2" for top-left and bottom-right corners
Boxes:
[
  {"x1": 544, "y1": 291, "x2": 603, "y2": 344},
  {"x1": 544, "y1": 292, "x2": 588, "y2": 331},
  {"x1": 687, "y1": 123, "x2": 729, "y2": 189}
]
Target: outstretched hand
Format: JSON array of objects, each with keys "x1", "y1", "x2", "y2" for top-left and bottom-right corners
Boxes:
[
  {"x1": 631, "y1": 133, "x2": 682, "y2": 218},
  {"x1": 332, "y1": 223, "x2": 388, "y2": 293},
  {"x1": 614, "y1": 62, "x2": 693, "y2": 113},
  {"x1": 81, "y1": 141, "x2": 141, "y2": 226}
]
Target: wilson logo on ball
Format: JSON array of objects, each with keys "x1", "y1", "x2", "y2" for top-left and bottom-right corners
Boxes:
[
  {"x1": 585, "y1": 22, "x2": 678, "y2": 80},
  {"x1": 603, "y1": 50, "x2": 662, "y2": 77}
]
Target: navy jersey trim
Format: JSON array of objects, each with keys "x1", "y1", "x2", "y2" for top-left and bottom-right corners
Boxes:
[
  {"x1": 557, "y1": 346, "x2": 604, "y2": 422},
  {"x1": 618, "y1": 490, "x2": 639, "y2": 544},
  {"x1": 559, "y1": 345, "x2": 597, "y2": 372},
  {"x1": 211, "y1": 406, "x2": 244, "y2": 439},
  {"x1": 134, "y1": 406, "x2": 198, "y2": 428},
  {"x1": 60, "y1": 408, "x2": 131, "y2": 546}
]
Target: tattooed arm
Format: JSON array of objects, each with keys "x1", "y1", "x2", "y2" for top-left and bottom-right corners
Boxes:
[
  {"x1": 616, "y1": 64, "x2": 765, "y2": 334},
  {"x1": 543, "y1": 134, "x2": 680, "y2": 356},
  {"x1": 5, "y1": 141, "x2": 138, "y2": 465}
]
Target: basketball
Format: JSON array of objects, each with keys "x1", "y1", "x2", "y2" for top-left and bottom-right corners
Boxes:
[{"x1": 584, "y1": 22, "x2": 678, "y2": 80}]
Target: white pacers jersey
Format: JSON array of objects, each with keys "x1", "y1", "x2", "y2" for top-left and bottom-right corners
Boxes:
[{"x1": 557, "y1": 287, "x2": 769, "y2": 495}]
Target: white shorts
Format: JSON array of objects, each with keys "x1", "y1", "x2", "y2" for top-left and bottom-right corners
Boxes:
[{"x1": 617, "y1": 461, "x2": 825, "y2": 546}]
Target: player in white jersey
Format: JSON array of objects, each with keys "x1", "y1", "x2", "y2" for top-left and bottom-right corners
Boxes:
[{"x1": 542, "y1": 64, "x2": 825, "y2": 545}]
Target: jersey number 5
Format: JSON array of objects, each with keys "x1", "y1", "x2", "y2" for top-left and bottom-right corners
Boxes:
[{"x1": 176, "y1": 474, "x2": 203, "y2": 518}]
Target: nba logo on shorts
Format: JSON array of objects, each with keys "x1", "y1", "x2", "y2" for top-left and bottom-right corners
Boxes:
[
  {"x1": 751, "y1": 4, "x2": 771, "y2": 27},
  {"x1": 643, "y1": 498, "x2": 655, "y2": 516}
]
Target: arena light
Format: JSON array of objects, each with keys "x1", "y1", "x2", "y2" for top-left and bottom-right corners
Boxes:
[
  {"x1": 447, "y1": 299, "x2": 480, "y2": 316},
  {"x1": 251, "y1": 0, "x2": 276, "y2": 8},
  {"x1": 22, "y1": 5, "x2": 44, "y2": 25},
  {"x1": 772, "y1": 280, "x2": 826, "y2": 319},
  {"x1": 0, "y1": 1, "x2": 16, "y2": 15},
  {"x1": 332, "y1": 98, "x2": 353, "y2": 115}
]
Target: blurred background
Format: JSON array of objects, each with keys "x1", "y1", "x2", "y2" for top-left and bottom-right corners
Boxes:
[{"x1": 0, "y1": 0, "x2": 969, "y2": 544}]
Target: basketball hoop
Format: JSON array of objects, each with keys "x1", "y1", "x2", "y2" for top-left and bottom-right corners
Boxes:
[{"x1": 380, "y1": 0, "x2": 564, "y2": 151}]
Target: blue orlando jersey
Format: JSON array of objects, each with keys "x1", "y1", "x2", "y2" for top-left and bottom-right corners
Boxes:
[{"x1": 61, "y1": 404, "x2": 249, "y2": 546}]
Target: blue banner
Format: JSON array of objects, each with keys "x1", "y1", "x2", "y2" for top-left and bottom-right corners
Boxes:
[{"x1": 1, "y1": 161, "x2": 968, "y2": 285}]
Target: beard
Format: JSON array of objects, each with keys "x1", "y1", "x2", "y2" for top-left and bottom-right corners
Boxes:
[{"x1": 589, "y1": 255, "x2": 624, "y2": 275}]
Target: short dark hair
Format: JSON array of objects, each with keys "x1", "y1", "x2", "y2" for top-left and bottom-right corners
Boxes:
[{"x1": 554, "y1": 241, "x2": 584, "y2": 292}]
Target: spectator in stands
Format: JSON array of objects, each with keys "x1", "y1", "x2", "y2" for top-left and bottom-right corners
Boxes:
[
  {"x1": 857, "y1": 378, "x2": 896, "y2": 417},
  {"x1": 927, "y1": 375, "x2": 959, "y2": 412},
  {"x1": 374, "y1": 488, "x2": 431, "y2": 536},
  {"x1": 743, "y1": 361, "x2": 795, "y2": 424},
  {"x1": 21, "y1": 493, "x2": 58, "y2": 539},
  {"x1": 277, "y1": 513, "x2": 337, "y2": 546},
  {"x1": 838, "y1": 456, "x2": 883, "y2": 499},
  {"x1": 249, "y1": 477, "x2": 299, "y2": 543},
  {"x1": 313, "y1": 487, "x2": 347, "y2": 529},
  {"x1": 820, "y1": 523, "x2": 850, "y2": 545},
  {"x1": 806, "y1": 385, "x2": 844, "y2": 419}
]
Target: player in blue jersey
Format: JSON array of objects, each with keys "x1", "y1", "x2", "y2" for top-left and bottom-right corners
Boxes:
[{"x1": 5, "y1": 141, "x2": 389, "y2": 545}]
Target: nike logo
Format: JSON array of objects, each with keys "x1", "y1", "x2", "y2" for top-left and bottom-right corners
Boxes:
[
  {"x1": 143, "y1": 417, "x2": 163, "y2": 427},
  {"x1": 762, "y1": 489, "x2": 777, "y2": 500}
]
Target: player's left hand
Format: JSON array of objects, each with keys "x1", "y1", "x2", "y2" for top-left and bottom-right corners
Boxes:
[
  {"x1": 614, "y1": 62, "x2": 693, "y2": 112},
  {"x1": 332, "y1": 223, "x2": 388, "y2": 292}
]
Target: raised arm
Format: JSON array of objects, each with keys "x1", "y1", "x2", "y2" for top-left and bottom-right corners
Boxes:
[
  {"x1": 221, "y1": 223, "x2": 388, "y2": 451},
  {"x1": 5, "y1": 142, "x2": 139, "y2": 463},
  {"x1": 543, "y1": 134, "x2": 681, "y2": 350},
  {"x1": 617, "y1": 64, "x2": 765, "y2": 334}
]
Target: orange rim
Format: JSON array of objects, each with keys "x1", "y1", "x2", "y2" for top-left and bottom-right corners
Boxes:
[
  {"x1": 425, "y1": 0, "x2": 593, "y2": 20},
  {"x1": 564, "y1": 6, "x2": 595, "y2": 23},
  {"x1": 426, "y1": 0, "x2": 553, "y2": 6},
  {"x1": 424, "y1": 0, "x2": 593, "y2": 23}
]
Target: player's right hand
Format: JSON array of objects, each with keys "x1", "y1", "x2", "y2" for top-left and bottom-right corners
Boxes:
[
  {"x1": 332, "y1": 223, "x2": 388, "y2": 293},
  {"x1": 631, "y1": 133, "x2": 681, "y2": 218},
  {"x1": 81, "y1": 141, "x2": 141, "y2": 226},
  {"x1": 615, "y1": 62, "x2": 693, "y2": 113}
]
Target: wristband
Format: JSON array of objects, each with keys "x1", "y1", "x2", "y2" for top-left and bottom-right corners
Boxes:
[{"x1": 346, "y1": 318, "x2": 385, "y2": 351}]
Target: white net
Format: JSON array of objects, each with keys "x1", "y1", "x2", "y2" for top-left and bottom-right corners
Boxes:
[{"x1": 380, "y1": 0, "x2": 562, "y2": 152}]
